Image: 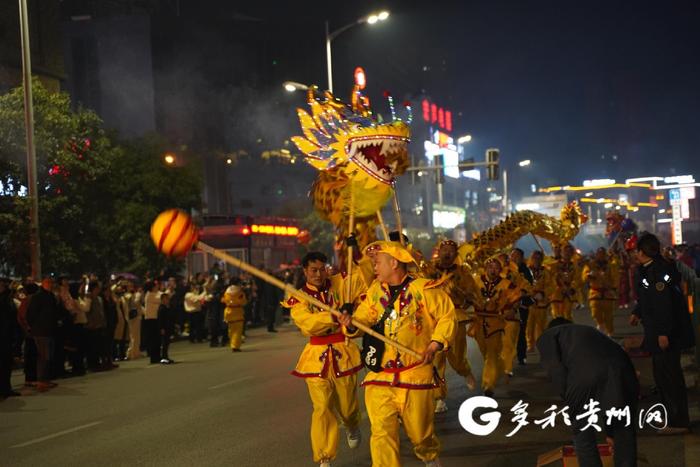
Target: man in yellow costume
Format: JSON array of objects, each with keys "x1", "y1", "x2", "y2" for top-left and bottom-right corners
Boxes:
[
  {"x1": 498, "y1": 252, "x2": 531, "y2": 377},
  {"x1": 425, "y1": 240, "x2": 478, "y2": 414},
  {"x1": 284, "y1": 251, "x2": 366, "y2": 467},
  {"x1": 468, "y1": 256, "x2": 521, "y2": 396},
  {"x1": 222, "y1": 282, "x2": 248, "y2": 352},
  {"x1": 339, "y1": 241, "x2": 455, "y2": 467},
  {"x1": 582, "y1": 247, "x2": 619, "y2": 336},
  {"x1": 549, "y1": 243, "x2": 582, "y2": 320},
  {"x1": 526, "y1": 250, "x2": 551, "y2": 351}
]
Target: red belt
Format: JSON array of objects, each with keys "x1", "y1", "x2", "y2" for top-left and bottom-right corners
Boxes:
[{"x1": 310, "y1": 333, "x2": 345, "y2": 345}]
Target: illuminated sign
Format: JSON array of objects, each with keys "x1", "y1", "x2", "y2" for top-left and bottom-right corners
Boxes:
[
  {"x1": 583, "y1": 179, "x2": 616, "y2": 187},
  {"x1": 462, "y1": 169, "x2": 481, "y2": 181},
  {"x1": 425, "y1": 135, "x2": 460, "y2": 179},
  {"x1": 515, "y1": 203, "x2": 540, "y2": 211},
  {"x1": 664, "y1": 175, "x2": 695, "y2": 184},
  {"x1": 421, "y1": 99, "x2": 452, "y2": 132},
  {"x1": 251, "y1": 224, "x2": 300, "y2": 236},
  {"x1": 354, "y1": 67, "x2": 366, "y2": 89},
  {"x1": 432, "y1": 205, "x2": 465, "y2": 230}
]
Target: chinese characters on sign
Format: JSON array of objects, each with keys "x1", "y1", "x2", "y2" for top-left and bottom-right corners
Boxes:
[{"x1": 458, "y1": 397, "x2": 667, "y2": 437}]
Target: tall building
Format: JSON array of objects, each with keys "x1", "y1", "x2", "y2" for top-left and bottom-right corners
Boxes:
[{"x1": 0, "y1": 0, "x2": 64, "y2": 92}]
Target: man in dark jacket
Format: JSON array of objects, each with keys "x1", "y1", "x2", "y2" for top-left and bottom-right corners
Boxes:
[
  {"x1": 1, "y1": 278, "x2": 20, "y2": 398},
  {"x1": 538, "y1": 319, "x2": 639, "y2": 467},
  {"x1": 26, "y1": 277, "x2": 60, "y2": 391},
  {"x1": 630, "y1": 233, "x2": 695, "y2": 434},
  {"x1": 511, "y1": 248, "x2": 534, "y2": 365}
]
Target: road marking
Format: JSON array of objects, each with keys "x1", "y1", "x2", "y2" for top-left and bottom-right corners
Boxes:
[
  {"x1": 10, "y1": 421, "x2": 103, "y2": 448},
  {"x1": 208, "y1": 376, "x2": 254, "y2": 390}
]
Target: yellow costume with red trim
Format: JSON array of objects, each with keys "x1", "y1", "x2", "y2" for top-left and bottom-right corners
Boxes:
[
  {"x1": 526, "y1": 263, "x2": 551, "y2": 349},
  {"x1": 549, "y1": 258, "x2": 582, "y2": 320},
  {"x1": 499, "y1": 261, "x2": 530, "y2": 375},
  {"x1": 346, "y1": 273, "x2": 456, "y2": 466},
  {"x1": 468, "y1": 273, "x2": 521, "y2": 392},
  {"x1": 283, "y1": 272, "x2": 366, "y2": 464},
  {"x1": 426, "y1": 258, "x2": 477, "y2": 401},
  {"x1": 582, "y1": 258, "x2": 619, "y2": 335},
  {"x1": 222, "y1": 285, "x2": 247, "y2": 351}
]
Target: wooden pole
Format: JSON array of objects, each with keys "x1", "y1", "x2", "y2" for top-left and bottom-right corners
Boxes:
[
  {"x1": 530, "y1": 233, "x2": 546, "y2": 254},
  {"x1": 196, "y1": 241, "x2": 422, "y2": 359},
  {"x1": 376, "y1": 210, "x2": 389, "y2": 241},
  {"x1": 347, "y1": 186, "x2": 356, "y2": 301},
  {"x1": 392, "y1": 190, "x2": 405, "y2": 246}
]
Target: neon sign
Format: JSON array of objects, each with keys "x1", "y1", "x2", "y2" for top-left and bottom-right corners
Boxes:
[
  {"x1": 251, "y1": 224, "x2": 300, "y2": 236},
  {"x1": 421, "y1": 99, "x2": 452, "y2": 132}
]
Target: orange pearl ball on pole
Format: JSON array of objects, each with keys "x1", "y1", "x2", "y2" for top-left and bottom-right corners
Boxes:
[{"x1": 150, "y1": 209, "x2": 198, "y2": 257}]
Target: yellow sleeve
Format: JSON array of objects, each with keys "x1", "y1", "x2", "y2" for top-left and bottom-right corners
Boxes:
[
  {"x1": 289, "y1": 300, "x2": 336, "y2": 337},
  {"x1": 423, "y1": 287, "x2": 456, "y2": 350}
]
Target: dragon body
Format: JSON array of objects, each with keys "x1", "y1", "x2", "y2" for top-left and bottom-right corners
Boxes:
[
  {"x1": 458, "y1": 202, "x2": 588, "y2": 264},
  {"x1": 292, "y1": 87, "x2": 410, "y2": 248}
]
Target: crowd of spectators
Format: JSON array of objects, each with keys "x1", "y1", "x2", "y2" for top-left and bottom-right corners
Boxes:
[{"x1": 0, "y1": 265, "x2": 303, "y2": 398}]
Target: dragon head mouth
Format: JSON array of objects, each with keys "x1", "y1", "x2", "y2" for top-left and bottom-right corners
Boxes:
[{"x1": 347, "y1": 134, "x2": 410, "y2": 184}]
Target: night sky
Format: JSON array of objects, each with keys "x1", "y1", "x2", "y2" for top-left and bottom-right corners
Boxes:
[{"x1": 156, "y1": 0, "x2": 700, "y2": 185}]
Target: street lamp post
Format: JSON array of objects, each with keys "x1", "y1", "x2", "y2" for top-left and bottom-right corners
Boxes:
[
  {"x1": 325, "y1": 11, "x2": 389, "y2": 93},
  {"x1": 19, "y1": 0, "x2": 41, "y2": 279},
  {"x1": 504, "y1": 160, "x2": 533, "y2": 214}
]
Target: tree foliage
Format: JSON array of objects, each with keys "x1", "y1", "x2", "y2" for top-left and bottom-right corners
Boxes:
[{"x1": 0, "y1": 80, "x2": 202, "y2": 277}]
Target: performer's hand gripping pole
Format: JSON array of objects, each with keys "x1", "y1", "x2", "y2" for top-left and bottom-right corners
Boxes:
[{"x1": 196, "y1": 241, "x2": 422, "y2": 359}]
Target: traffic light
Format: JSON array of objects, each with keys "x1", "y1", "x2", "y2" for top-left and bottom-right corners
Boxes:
[
  {"x1": 486, "y1": 148, "x2": 500, "y2": 181},
  {"x1": 433, "y1": 154, "x2": 444, "y2": 184}
]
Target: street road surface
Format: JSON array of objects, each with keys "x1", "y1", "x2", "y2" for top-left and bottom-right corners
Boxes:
[{"x1": 2, "y1": 308, "x2": 698, "y2": 466}]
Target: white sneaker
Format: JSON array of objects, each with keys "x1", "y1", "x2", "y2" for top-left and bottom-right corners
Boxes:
[
  {"x1": 319, "y1": 461, "x2": 331, "y2": 467},
  {"x1": 425, "y1": 459, "x2": 443, "y2": 467},
  {"x1": 434, "y1": 399, "x2": 448, "y2": 413},
  {"x1": 346, "y1": 426, "x2": 361, "y2": 448}
]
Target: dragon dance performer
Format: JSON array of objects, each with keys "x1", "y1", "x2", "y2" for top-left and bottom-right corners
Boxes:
[
  {"x1": 425, "y1": 240, "x2": 478, "y2": 414},
  {"x1": 582, "y1": 247, "x2": 620, "y2": 336},
  {"x1": 549, "y1": 244, "x2": 582, "y2": 320},
  {"x1": 339, "y1": 240, "x2": 455, "y2": 467},
  {"x1": 498, "y1": 253, "x2": 531, "y2": 377},
  {"x1": 526, "y1": 250, "x2": 551, "y2": 351},
  {"x1": 468, "y1": 256, "x2": 521, "y2": 396},
  {"x1": 283, "y1": 251, "x2": 366, "y2": 467},
  {"x1": 222, "y1": 282, "x2": 248, "y2": 352}
]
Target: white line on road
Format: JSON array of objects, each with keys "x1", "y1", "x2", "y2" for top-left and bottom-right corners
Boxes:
[
  {"x1": 208, "y1": 376, "x2": 254, "y2": 390},
  {"x1": 10, "y1": 421, "x2": 103, "y2": 448}
]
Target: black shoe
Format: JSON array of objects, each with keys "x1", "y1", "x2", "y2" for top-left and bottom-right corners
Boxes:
[
  {"x1": 484, "y1": 389, "x2": 495, "y2": 398},
  {"x1": 267, "y1": 329, "x2": 278, "y2": 333},
  {"x1": 518, "y1": 359, "x2": 526, "y2": 365},
  {"x1": 232, "y1": 348, "x2": 242, "y2": 352}
]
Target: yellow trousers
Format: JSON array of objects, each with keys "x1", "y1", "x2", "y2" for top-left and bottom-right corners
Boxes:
[
  {"x1": 365, "y1": 384, "x2": 440, "y2": 466},
  {"x1": 433, "y1": 321, "x2": 472, "y2": 400},
  {"x1": 471, "y1": 319, "x2": 504, "y2": 392},
  {"x1": 551, "y1": 301, "x2": 573, "y2": 320},
  {"x1": 501, "y1": 320, "x2": 520, "y2": 375},
  {"x1": 305, "y1": 370, "x2": 360, "y2": 463},
  {"x1": 526, "y1": 306, "x2": 548, "y2": 350},
  {"x1": 227, "y1": 321, "x2": 244, "y2": 350},
  {"x1": 590, "y1": 300, "x2": 615, "y2": 335}
]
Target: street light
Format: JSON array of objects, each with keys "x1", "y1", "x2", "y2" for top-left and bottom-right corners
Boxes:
[
  {"x1": 283, "y1": 81, "x2": 309, "y2": 92},
  {"x1": 457, "y1": 134, "x2": 472, "y2": 145},
  {"x1": 164, "y1": 154, "x2": 175, "y2": 165},
  {"x1": 325, "y1": 11, "x2": 390, "y2": 93},
  {"x1": 518, "y1": 159, "x2": 531, "y2": 167}
]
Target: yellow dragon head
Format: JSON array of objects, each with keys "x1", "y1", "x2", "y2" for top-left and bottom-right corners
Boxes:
[{"x1": 291, "y1": 86, "x2": 411, "y2": 219}]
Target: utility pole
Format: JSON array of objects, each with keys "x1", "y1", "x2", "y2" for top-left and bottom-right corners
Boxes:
[{"x1": 19, "y1": 0, "x2": 41, "y2": 279}]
